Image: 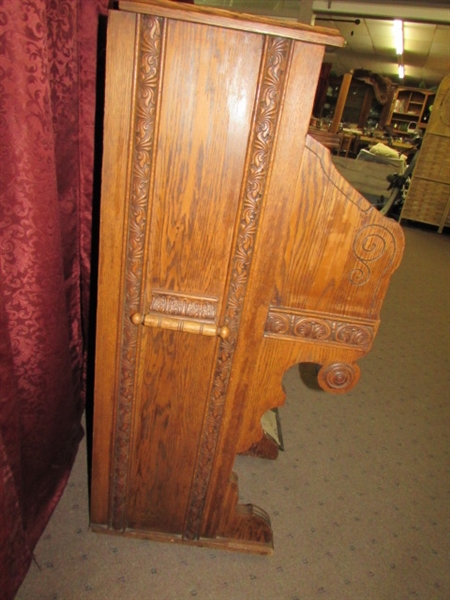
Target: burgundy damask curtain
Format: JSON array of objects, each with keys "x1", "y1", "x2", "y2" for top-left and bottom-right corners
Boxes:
[{"x1": 0, "y1": 1, "x2": 108, "y2": 597}]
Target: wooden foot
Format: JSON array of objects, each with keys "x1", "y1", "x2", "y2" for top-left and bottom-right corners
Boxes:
[
  {"x1": 241, "y1": 431, "x2": 279, "y2": 459},
  {"x1": 213, "y1": 502, "x2": 274, "y2": 554}
]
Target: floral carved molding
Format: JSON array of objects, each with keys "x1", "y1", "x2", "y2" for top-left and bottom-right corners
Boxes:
[
  {"x1": 183, "y1": 36, "x2": 293, "y2": 541},
  {"x1": 265, "y1": 307, "x2": 375, "y2": 350},
  {"x1": 149, "y1": 290, "x2": 218, "y2": 321},
  {"x1": 111, "y1": 15, "x2": 162, "y2": 531}
]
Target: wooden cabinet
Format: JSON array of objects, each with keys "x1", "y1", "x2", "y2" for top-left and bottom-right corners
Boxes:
[
  {"x1": 387, "y1": 86, "x2": 435, "y2": 133},
  {"x1": 90, "y1": 0, "x2": 404, "y2": 555},
  {"x1": 342, "y1": 81, "x2": 381, "y2": 129},
  {"x1": 400, "y1": 76, "x2": 450, "y2": 232},
  {"x1": 320, "y1": 76, "x2": 383, "y2": 129}
]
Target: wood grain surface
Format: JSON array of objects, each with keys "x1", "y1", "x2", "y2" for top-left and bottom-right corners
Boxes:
[{"x1": 90, "y1": 1, "x2": 404, "y2": 554}]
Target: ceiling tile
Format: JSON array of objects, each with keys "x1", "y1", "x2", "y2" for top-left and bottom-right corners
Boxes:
[
  {"x1": 434, "y1": 25, "x2": 450, "y2": 42},
  {"x1": 405, "y1": 40, "x2": 434, "y2": 56},
  {"x1": 197, "y1": 0, "x2": 450, "y2": 86}
]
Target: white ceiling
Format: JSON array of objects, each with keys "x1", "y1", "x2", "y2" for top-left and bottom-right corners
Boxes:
[{"x1": 194, "y1": 0, "x2": 450, "y2": 89}]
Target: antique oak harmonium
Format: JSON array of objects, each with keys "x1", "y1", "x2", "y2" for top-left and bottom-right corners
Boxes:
[{"x1": 90, "y1": 0, "x2": 404, "y2": 554}]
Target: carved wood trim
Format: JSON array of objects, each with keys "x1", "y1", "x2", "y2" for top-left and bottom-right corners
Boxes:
[
  {"x1": 318, "y1": 361, "x2": 361, "y2": 393},
  {"x1": 265, "y1": 307, "x2": 375, "y2": 350},
  {"x1": 149, "y1": 290, "x2": 218, "y2": 321},
  {"x1": 306, "y1": 137, "x2": 402, "y2": 296},
  {"x1": 110, "y1": 14, "x2": 163, "y2": 530},
  {"x1": 349, "y1": 223, "x2": 398, "y2": 288},
  {"x1": 183, "y1": 36, "x2": 293, "y2": 541}
]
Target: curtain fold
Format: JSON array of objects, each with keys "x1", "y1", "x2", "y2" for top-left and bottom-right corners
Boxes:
[{"x1": 0, "y1": 1, "x2": 108, "y2": 597}]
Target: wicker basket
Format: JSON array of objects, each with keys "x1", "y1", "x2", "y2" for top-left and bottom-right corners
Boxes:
[{"x1": 400, "y1": 75, "x2": 450, "y2": 233}]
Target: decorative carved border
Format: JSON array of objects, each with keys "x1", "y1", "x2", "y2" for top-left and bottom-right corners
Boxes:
[
  {"x1": 183, "y1": 36, "x2": 293, "y2": 541},
  {"x1": 265, "y1": 307, "x2": 375, "y2": 350},
  {"x1": 150, "y1": 290, "x2": 218, "y2": 321},
  {"x1": 110, "y1": 15, "x2": 163, "y2": 530}
]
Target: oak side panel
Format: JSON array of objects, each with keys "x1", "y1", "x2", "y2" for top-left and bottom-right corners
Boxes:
[
  {"x1": 202, "y1": 42, "x2": 323, "y2": 536},
  {"x1": 277, "y1": 144, "x2": 403, "y2": 320},
  {"x1": 125, "y1": 21, "x2": 263, "y2": 532},
  {"x1": 231, "y1": 135, "x2": 403, "y2": 455},
  {"x1": 127, "y1": 331, "x2": 219, "y2": 532},
  {"x1": 200, "y1": 41, "x2": 404, "y2": 540},
  {"x1": 90, "y1": 11, "x2": 138, "y2": 526},
  {"x1": 148, "y1": 18, "x2": 263, "y2": 297}
]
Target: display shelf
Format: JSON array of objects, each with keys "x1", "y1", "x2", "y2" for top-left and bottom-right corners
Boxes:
[{"x1": 387, "y1": 86, "x2": 435, "y2": 133}]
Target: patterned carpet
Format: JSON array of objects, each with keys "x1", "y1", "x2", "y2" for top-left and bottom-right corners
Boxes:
[{"x1": 16, "y1": 224, "x2": 450, "y2": 600}]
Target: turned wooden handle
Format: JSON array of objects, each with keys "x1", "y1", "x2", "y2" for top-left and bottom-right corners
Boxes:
[{"x1": 131, "y1": 312, "x2": 231, "y2": 340}]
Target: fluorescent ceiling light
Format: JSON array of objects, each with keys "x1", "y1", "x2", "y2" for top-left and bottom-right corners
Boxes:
[
  {"x1": 312, "y1": 1, "x2": 449, "y2": 24},
  {"x1": 394, "y1": 19, "x2": 404, "y2": 55},
  {"x1": 398, "y1": 63, "x2": 405, "y2": 79}
]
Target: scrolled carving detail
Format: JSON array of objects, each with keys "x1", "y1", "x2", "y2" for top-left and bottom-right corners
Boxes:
[
  {"x1": 349, "y1": 224, "x2": 396, "y2": 286},
  {"x1": 317, "y1": 362, "x2": 360, "y2": 394}
]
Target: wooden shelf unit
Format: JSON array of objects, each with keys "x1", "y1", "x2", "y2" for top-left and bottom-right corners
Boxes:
[{"x1": 387, "y1": 86, "x2": 435, "y2": 133}]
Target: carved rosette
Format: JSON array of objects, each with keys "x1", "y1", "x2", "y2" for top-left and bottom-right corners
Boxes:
[
  {"x1": 317, "y1": 362, "x2": 360, "y2": 394},
  {"x1": 183, "y1": 36, "x2": 293, "y2": 541},
  {"x1": 110, "y1": 15, "x2": 162, "y2": 530},
  {"x1": 265, "y1": 309, "x2": 374, "y2": 350},
  {"x1": 335, "y1": 323, "x2": 372, "y2": 347},
  {"x1": 292, "y1": 316, "x2": 331, "y2": 340}
]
